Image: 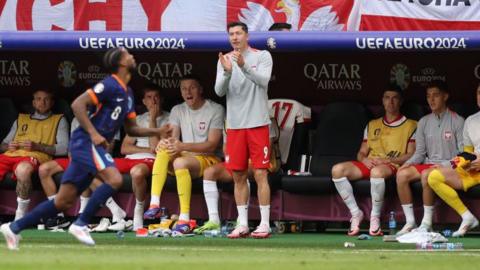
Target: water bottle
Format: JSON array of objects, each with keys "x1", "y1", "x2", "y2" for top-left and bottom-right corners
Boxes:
[
  {"x1": 388, "y1": 211, "x2": 397, "y2": 235},
  {"x1": 416, "y1": 242, "x2": 464, "y2": 250},
  {"x1": 204, "y1": 230, "x2": 221, "y2": 238}
]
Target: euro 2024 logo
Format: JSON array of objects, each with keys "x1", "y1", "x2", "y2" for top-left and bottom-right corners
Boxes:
[
  {"x1": 58, "y1": 61, "x2": 77, "y2": 88},
  {"x1": 390, "y1": 63, "x2": 410, "y2": 91}
]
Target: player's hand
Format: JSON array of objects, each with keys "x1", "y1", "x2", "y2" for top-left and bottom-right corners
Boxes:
[
  {"x1": 398, "y1": 163, "x2": 412, "y2": 171},
  {"x1": 166, "y1": 138, "x2": 183, "y2": 156},
  {"x1": 19, "y1": 140, "x2": 35, "y2": 151},
  {"x1": 219, "y1": 52, "x2": 232, "y2": 72},
  {"x1": 468, "y1": 159, "x2": 480, "y2": 172},
  {"x1": 149, "y1": 100, "x2": 160, "y2": 120},
  {"x1": 372, "y1": 158, "x2": 390, "y2": 166},
  {"x1": 8, "y1": 141, "x2": 19, "y2": 151},
  {"x1": 232, "y1": 50, "x2": 245, "y2": 67},
  {"x1": 91, "y1": 132, "x2": 108, "y2": 148},
  {"x1": 158, "y1": 124, "x2": 172, "y2": 138},
  {"x1": 361, "y1": 158, "x2": 375, "y2": 169},
  {"x1": 155, "y1": 139, "x2": 170, "y2": 153}
]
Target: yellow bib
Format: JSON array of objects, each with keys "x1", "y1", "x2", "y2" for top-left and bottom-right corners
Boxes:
[
  {"x1": 4, "y1": 113, "x2": 63, "y2": 163},
  {"x1": 367, "y1": 117, "x2": 417, "y2": 159}
]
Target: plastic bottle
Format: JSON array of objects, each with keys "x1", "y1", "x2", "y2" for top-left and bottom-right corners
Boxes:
[
  {"x1": 388, "y1": 211, "x2": 397, "y2": 235},
  {"x1": 204, "y1": 230, "x2": 222, "y2": 238},
  {"x1": 416, "y1": 242, "x2": 464, "y2": 250}
]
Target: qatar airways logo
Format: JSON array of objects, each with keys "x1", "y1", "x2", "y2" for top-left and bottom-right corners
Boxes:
[
  {"x1": 137, "y1": 62, "x2": 193, "y2": 89},
  {"x1": 0, "y1": 60, "x2": 31, "y2": 87},
  {"x1": 304, "y1": 63, "x2": 361, "y2": 91}
]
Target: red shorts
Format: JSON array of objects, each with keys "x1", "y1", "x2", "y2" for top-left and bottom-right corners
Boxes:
[
  {"x1": 114, "y1": 158, "x2": 154, "y2": 174},
  {"x1": 352, "y1": 161, "x2": 398, "y2": 179},
  {"x1": 0, "y1": 154, "x2": 39, "y2": 180},
  {"x1": 55, "y1": 158, "x2": 70, "y2": 170},
  {"x1": 225, "y1": 125, "x2": 270, "y2": 171},
  {"x1": 413, "y1": 164, "x2": 435, "y2": 173}
]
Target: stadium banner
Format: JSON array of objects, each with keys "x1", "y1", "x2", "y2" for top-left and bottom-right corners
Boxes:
[
  {"x1": 1, "y1": 50, "x2": 479, "y2": 109},
  {"x1": 0, "y1": 0, "x2": 352, "y2": 31},
  {"x1": 0, "y1": 31, "x2": 479, "y2": 51},
  {"x1": 351, "y1": 0, "x2": 480, "y2": 31}
]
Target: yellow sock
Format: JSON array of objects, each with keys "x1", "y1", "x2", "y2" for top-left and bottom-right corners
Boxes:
[
  {"x1": 151, "y1": 150, "x2": 170, "y2": 198},
  {"x1": 428, "y1": 169, "x2": 467, "y2": 215},
  {"x1": 175, "y1": 168, "x2": 192, "y2": 217}
]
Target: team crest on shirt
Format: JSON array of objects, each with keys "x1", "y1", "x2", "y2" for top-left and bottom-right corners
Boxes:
[
  {"x1": 374, "y1": 128, "x2": 381, "y2": 137},
  {"x1": 444, "y1": 131, "x2": 453, "y2": 140},
  {"x1": 93, "y1": 83, "x2": 104, "y2": 94},
  {"x1": 199, "y1": 121, "x2": 206, "y2": 131}
]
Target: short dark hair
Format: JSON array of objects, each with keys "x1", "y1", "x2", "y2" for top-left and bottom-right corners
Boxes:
[
  {"x1": 103, "y1": 47, "x2": 124, "y2": 73},
  {"x1": 179, "y1": 74, "x2": 203, "y2": 87},
  {"x1": 384, "y1": 83, "x2": 403, "y2": 98},
  {"x1": 268, "y1": 23, "x2": 292, "y2": 31},
  {"x1": 33, "y1": 88, "x2": 55, "y2": 98},
  {"x1": 142, "y1": 83, "x2": 162, "y2": 98},
  {"x1": 227, "y1": 21, "x2": 248, "y2": 33},
  {"x1": 426, "y1": 80, "x2": 449, "y2": 94}
]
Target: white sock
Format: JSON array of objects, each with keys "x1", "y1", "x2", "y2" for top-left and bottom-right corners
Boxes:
[
  {"x1": 237, "y1": 205, "x2": 248, "y2": 227},
  {"x1": 370, "y1": 178, "x2": 385, "y2": 218},
  {"x1": 106, "y1": 197, "x2": 125, "y2": 223},
  {"x1": 420, "y1": 205, "x2": 434, "y2": 227},
  {"x1": 203, "y1": 180, "x2": 220, "y2": 224},
  {"x1": 134, "y1": 199, "x2": 144, "y2": 230},
  {"x1": 401, "y1": 204, "x2": 416, "y2": 225},
  {"x1": 150, "y1": 195, "x2": 160, "y2": 207},
  {"x1": 260, "y1": 205, "x2": 270, "y2": 227},
  {"x1": 15, "y1": 197, "x2": 30, "y2": 221},
  {"x1": 333, "y1": 177, "x2": 360, "y2": 216},
  {"x1": 179, "y1": 213, "x2": 190, "y2": 222},
  {"x1": 79, "y1": 196, "x2": 89, "y2": 214},
  {"x1": 48, "y1": 195, "x2": 56, "y2": 201},
  {"x1": 461, "y1": 210, "x2": 475, "y2": 221}
]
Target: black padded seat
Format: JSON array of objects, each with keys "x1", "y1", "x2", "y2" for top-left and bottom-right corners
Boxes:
[
  {"x1": 281, "y1": 175, "x2": 334, "y2": 195},
  {"x1": 0, "y1": 98, "x2": 18, "y2": 141},
  {"x1": 401, "y1": 102, "x2": 426, "y2": 121}
]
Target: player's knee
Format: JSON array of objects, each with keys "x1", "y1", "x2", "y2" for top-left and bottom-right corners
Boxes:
[
  {"x1": 130, "y1": 166, "x2": 146, "y2": 181},
  {"x1": 331, "y1": 163, "x2": 346, "y2": 179},
  {"x1": 172, "y1": 158, "x2": 188, "y2": 170},
  {"x1": 421, "y1": 170, "x2": 431, "y2": 188},
  {"x1": 396, "y1": 169, "x2": 411, "y2": 185},
  {"x1": 370, "y1": 166, "x2": 388, "y2": 178},
  {"x1": 253, "y1": 169, "x2": 268, "y2": 182},
  {"x1": 427, "y1": 169, "x2": 445, "y2": 188},
  {"x1": 203, "y1": 166, "x2": 216, "y2": 179},
  {"x1": 15, "y1": 162, "x2": 34, "y2": 180}
]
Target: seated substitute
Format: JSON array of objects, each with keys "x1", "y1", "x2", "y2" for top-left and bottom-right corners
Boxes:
[
  {"x1": 395, "y1": 82, "x2": 464, "y2": 235},
  {"x1": 427, "y1": 83, "x2": 480, "y2": 237},
  {"x1": 0, "y1": 89, "x2": 68, "y2": 221},
  {"x1": 331, "y1": 84, "x2": 416, "y2": 236},
  {"x1": 144, "y1": 75, "x2": 224, "y2": 236}
]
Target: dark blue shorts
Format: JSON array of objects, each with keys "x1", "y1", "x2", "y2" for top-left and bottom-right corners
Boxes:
[{"x1": 61, "y1": 141, "x2": 115, "y2": 192}]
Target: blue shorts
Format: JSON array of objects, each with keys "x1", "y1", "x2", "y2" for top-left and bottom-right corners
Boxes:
[{"x1": 61, "y1": 141, "x2": 115, "y2": 192}]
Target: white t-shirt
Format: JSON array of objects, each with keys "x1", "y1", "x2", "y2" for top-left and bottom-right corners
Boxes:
[
  {"x1": 463, "y1": 111, "x2": 480, "y2": 153},
  {"x1": 268, "y1": 99, "x2": 311, "y2": 164},
  {"x1": 169, "y1": 99, "x2": 225, "y2": 156},
  {"x1": 126, "y1": 111, "x2": 170, "y2": 160}
]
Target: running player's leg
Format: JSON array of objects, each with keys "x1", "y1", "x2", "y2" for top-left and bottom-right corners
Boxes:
[
  {"x1": 396, "y1": 166, "x2": 421, "y2": 234},
  {"x1": 1, "y1": 182, "x2": 78, "y2": 250},
  {"x1": 89, "y1": 177, "x2": 126, "y2": 224},
  {"x1": 331, "y1": 161, "x2": 365, "y2": 236},
  {"x1": 369, "y1": 164, "x2": 395, "y2": 236}
]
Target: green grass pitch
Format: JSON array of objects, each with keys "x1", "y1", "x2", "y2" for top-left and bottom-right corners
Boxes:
[{"x1": 1, "y1": 230, "x2": 480, "y2": 270}]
